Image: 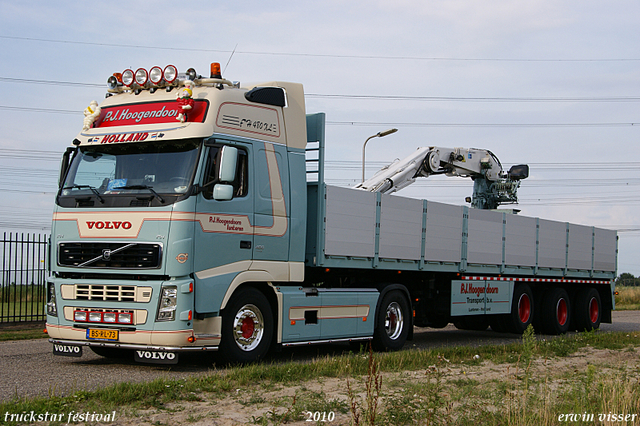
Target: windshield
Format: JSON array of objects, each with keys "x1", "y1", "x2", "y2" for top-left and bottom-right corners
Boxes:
[{"x1": 61, "y1": 139, "x2": 201, "y2": 199}]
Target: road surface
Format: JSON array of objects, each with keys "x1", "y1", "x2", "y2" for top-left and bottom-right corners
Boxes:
[{"x1": 1, "y1": 310, "x2": 638, "y2": 400}]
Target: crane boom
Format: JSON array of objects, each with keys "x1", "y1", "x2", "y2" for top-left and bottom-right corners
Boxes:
[{"x1": 355, "y1": 146, "x2": 528, "y2": 210}]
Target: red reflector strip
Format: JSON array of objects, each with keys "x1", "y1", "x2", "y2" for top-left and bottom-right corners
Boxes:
[{"x1": 461, "y1": 276, "x2": 610, "y2": 285}]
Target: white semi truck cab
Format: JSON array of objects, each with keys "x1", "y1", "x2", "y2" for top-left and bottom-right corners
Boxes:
[{"x1": 46, "y1": 63, "x2": 617, "y2": 364}]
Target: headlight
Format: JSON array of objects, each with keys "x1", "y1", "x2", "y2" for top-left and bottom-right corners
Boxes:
[
  {"x1": 156, "y1": 286, "x2": 177, "y2": 321},
  {"x1": 103, "y1": 312, "x2": 117, "y2": 323},
  {"x1": 46, "y1": 282, "x2": 57, "y2": 317}
]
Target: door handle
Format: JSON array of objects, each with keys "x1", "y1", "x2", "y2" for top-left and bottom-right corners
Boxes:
[{"x1": 240, "y1": 241, "x2": 252, "y2": 249}]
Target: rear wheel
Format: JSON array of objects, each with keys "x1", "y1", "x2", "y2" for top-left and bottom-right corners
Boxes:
[
  {"x1": 508, "y1": 284, "x2": 534, "y2": 333},
  {"x1": 573, "y1": 287, "x2": 602, "y2": 332},
  {"x1": 219, "y1": 287, "x2": 273, "y2": 364},
  {"x1": 372, "y1": 290, "x2": 410, "y2": 351},
  {"x1": 541, "y1": 287, "x2": 571, "y2": 335}
]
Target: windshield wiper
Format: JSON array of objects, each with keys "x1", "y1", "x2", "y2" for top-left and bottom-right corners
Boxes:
[
  {"x1": 115, "y1": 185, "x2": 166, "y2": 204},
  {"x1": 62, "y1": 185, "x2": 104, "y2": 204}
]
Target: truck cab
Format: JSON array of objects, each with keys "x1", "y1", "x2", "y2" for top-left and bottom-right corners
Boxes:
[{"x1": 47, "y1": 64, "x2": 309, "y2": 363}]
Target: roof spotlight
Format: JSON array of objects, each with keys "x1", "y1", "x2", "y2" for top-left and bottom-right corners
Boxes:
[
  {"x1": 186, "y1": 68, "x2": 197, "y2": 81},
  {"x1": 122, "y1": 69, "x2": 135, "y2": 87},
  {"x1": 107, "y1": 75, "x2": 119, "y2": 90},
  {"x1": 163, "y1": 65, "x2": 178, "y2": 84},
  {"x1": 149, "y1": 66, "x2": 163, "y2": 85},
  {"x1": 134, "y1": 68, "x2": 148, "y2": 86}
]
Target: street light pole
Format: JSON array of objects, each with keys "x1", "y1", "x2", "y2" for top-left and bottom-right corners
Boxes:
[{"x1": 361, "y1": 128, "x2": 398, "y2": 183}]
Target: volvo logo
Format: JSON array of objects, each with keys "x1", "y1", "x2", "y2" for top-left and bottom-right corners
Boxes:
[{"x1": 102, "y1": 249, "x2": 112, "y2": 261}]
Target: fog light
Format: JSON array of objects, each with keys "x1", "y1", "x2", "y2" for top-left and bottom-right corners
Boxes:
[
  {"x1": 118, "y1": 312, "x2": 132, "y2": 324},
  {"x1": 103, "y1": 312, "x2": 117, "y2": 323},
  {"x1": 74, "y1": 311, "x2": 87, "y2": 322},
  {"x1": 89, "y1": 312, "x2": 102, "y2": 322}
]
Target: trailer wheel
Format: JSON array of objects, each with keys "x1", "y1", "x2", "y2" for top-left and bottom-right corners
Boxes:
[
  {"x1": 541, "y1": 287, "x2": 571, "y2": 335},
  {"x1": 573, "y1": 287, "x2": 601, "y2": 332},
  {"x1": 219, "y1": 287, "x2": 273, "y2": 364},
  {"x1": 373, "y1": 291, "x2": 410, "y2": 351},
  {"x1": 504, "y1": 284, "x2": 535, "y2": 334}
]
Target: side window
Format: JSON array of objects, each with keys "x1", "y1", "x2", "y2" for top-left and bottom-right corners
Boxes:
[{"x1": 203, "y1": 146, "x2": 249, "y2": 200}]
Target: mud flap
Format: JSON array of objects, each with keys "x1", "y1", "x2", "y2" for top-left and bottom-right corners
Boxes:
[
  {"x1": 52, "y1": 343, "x2": 82, "y2": 357},
  {"x1": 134, "y1": 350, "x2": 179, "y2": 364}
]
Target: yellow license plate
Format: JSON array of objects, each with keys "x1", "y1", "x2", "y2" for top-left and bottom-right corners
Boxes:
[{"x1": 86, "y1": 328, "x2": 119, "y2": 341}]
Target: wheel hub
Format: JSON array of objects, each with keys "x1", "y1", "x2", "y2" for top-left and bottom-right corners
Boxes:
[
  {"x1": 385, "y1": 302, "x2": 404, "y2": 340},
  {"x1": 233, "y1": 304, "x2": 264, "y2": 351}
]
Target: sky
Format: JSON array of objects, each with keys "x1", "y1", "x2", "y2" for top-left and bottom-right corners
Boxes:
[{"x1": 0, "y1": 0, "x2": 638, "y2": 275}]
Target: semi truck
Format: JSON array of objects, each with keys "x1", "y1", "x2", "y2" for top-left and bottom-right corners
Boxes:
[{"x1": 46, "y1": 63, "x2": 617, "y2": 364}]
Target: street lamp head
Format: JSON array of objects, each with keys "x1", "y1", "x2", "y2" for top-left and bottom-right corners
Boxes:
[{"x1": 377, "y1": 128, "x2": 398, "y2": 138}]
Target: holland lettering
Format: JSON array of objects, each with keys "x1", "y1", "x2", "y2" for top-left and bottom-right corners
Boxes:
[{"x1": 100, "y1": 132, "x2": 148, "y2": 144}]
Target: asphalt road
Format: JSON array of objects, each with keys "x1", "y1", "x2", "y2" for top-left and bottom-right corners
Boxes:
[{"x1": 1, "y1": 310, "x2": 638, "y2": 400}]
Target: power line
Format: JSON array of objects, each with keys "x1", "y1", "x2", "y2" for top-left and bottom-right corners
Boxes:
[
  {"x1": 2, "y1": 35, "x2": 640, "y2": 63},
  {"x1": 4, "y1": 76, "x2": 640, "y2": 103},
  {"x1": 327, "y1": 120, "x2": 640, "y2": 128},
  {"x1": 3, "y1": 104, "x2": 638, "y2": 127},
  {"x1": 308, "y1": 93, "x2": 640, "y2": 103}
]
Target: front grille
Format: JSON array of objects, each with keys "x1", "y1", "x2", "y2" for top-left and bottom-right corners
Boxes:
[
  {"x1": 58, "y1": 242, "x2": 162, "y2": 269},
  {"x1": 76, "y1": 284, "x2": 136, "y2": 301}
]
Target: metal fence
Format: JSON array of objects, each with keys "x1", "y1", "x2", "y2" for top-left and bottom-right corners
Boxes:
[{"x1": 0, "y1": 232, "x2": 49, "y2": 323}]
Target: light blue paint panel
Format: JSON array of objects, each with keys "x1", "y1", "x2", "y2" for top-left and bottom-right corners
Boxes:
[
  {"x1": 279, "y1": 287, "x2": 377, "y2": 343},
  {"x1": 194, "y1": 272, "x2": 238, "y2": 314},
  {"x1": 279, "y1": 287, "x2": 322, "y2": 342}
]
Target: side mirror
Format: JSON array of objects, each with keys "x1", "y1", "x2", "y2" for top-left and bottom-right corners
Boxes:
[
  {"x1": 213, "y1": 184, "x2": 234, "y2": 201},
  {"x1": 219, "y1": 146, "x2": 238, "y2": 183},
  {"x1": 58, "y1": 146, "x2": 77, "y2": 188}
]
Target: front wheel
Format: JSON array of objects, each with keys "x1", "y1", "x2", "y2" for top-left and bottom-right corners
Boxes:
[
  {"x1": 219, "y1": 287, "x2": 273, "y2": 364},
  {"x1": 372, "y1": 290, "x2": 410, "y2": 351}
]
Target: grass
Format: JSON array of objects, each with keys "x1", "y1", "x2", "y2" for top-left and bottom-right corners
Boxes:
[
  {"x1": 0, "y1": 325, "x2": 47, "y2": 341},
  {"x1": 1, "y1": 330, "x2": 639, "y2": 425},
  {"x1": 615, "y1": 285, "x2": 640, "y2": 310}
]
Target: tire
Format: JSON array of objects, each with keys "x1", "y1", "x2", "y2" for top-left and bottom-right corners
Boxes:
[
  {"x1": 90, "y1": 346, "x2": 131, "y2": 359},
  {"x1": 503, "y1": 284, "x2": 535, "y2": 334},
  {"x1": 218, "y1": 287, "x2": 273, "y2": 364},
  {"x1": 372, "y1": 290, "x2": 410, "y2": 351},
  {"x1": 573, "y1": 287, "x2": 602, "y2": 332},
  {"x1": 541, "y1": 287, "x2": 571, "y2": 335}
]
